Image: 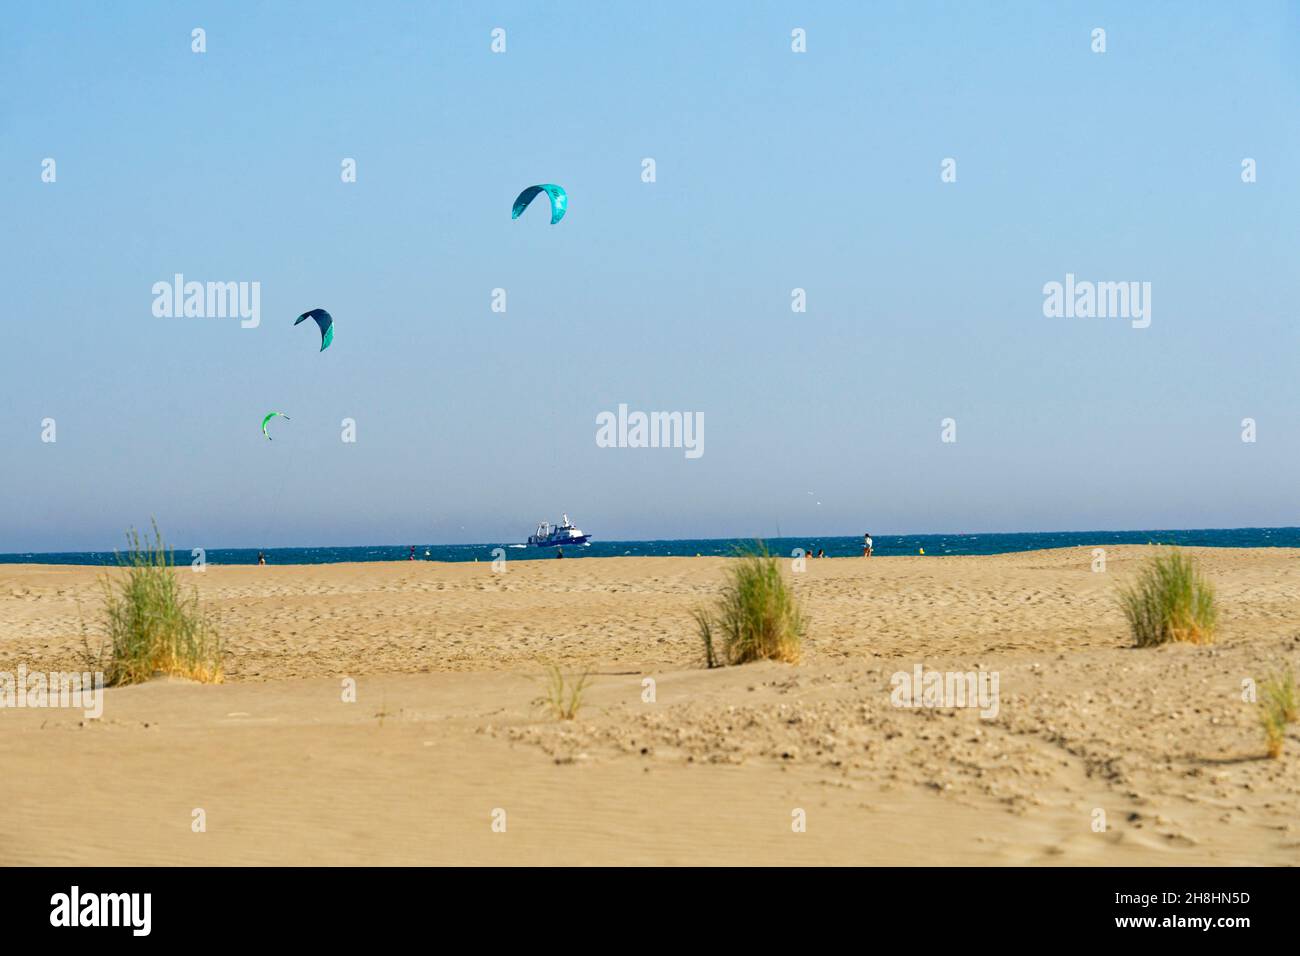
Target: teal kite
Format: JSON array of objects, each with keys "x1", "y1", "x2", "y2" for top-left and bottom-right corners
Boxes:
[
  {"x1": 261, "y1": 411, "x2": 289, "y2": 441},
  {"x1": 295, "y1": 308, "x2": 334, "y2": 351},
  {"x1": 512, "y1": 184, "x2": 567, "y2": 224}
]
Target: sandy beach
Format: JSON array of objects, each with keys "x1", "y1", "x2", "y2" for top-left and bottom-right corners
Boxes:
[{"x1": 1, "y1": 546, "x2": 1297, "y2": 866}]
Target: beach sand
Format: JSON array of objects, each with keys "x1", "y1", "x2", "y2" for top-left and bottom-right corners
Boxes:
[{"x1": 1, "y1": 547, "x2": 1297, "y2": 865}]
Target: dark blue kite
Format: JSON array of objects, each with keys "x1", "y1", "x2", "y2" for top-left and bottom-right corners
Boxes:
[{"x1": 294, "y1": 308, "x2": 334, "y2": 351}]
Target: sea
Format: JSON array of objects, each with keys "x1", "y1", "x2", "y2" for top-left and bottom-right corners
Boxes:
[{"x1": 2, "y1": 528, "x2": 1298, "y2": 566}]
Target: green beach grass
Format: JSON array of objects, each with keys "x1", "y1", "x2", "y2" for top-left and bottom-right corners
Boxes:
[
  {"x1": 1116, "y1": 549, "x2": 1217, "y2": 648},
  {"x1": 84, "y1": 522, "x2": 224, "y2": 685},
  {"x1": 537, "y1": 662, "x2": 591, "y2": 720},
  {"x1": 695, "y1": 542, "x2": 804, "y2": 666},
  {"x1": 1259, "y1": 667, "x2": 1297, "y2": 759}
]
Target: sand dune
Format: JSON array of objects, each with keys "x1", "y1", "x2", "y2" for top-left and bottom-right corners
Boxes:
[{"x1": 1, "y1": 547, "x2": 1297, "y2": 865}]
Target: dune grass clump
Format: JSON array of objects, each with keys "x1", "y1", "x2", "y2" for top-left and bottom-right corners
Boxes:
[
  {"x1": 537, "y1": 663, "x2": 591, "y2": 720},
  {"x1": 1259, "y1": 668, "x2": 1297, "y2": 759},
  {"x1": 87, "y1": 522, "x2": 223, "y2": 685},
  {"x1": 1116, "y1": 549, "x2": 1217, "y2": 648},
  {"x1": 693, "y1": 608, "x2": 719, "y2": 669},
  {"x1": 694, "y1": 542, "x2": 804, "y2": 666}
]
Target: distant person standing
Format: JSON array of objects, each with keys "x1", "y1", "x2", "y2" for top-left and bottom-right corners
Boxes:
[
  {"x1": 409, "y1": 545, "x2": 415, "y2": 561},
  {"x1": 257, "y1": 551, "x2": 266, "y2": 566},
  {"x1": 863, "y1": 532, "x2": 873, "y2": 557}
]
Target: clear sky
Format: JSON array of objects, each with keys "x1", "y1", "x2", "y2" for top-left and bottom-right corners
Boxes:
[{"x1": 3, "y1": 2, "x2": 1299, "y2": 551}]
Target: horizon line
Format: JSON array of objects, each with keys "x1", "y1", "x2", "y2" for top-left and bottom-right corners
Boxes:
[{"x1": 3, "y1": 524, "x2": 1298, "y2": 558}]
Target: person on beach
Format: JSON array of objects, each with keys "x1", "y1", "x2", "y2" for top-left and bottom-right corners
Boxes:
[
  {"x1": 257, "y1": 551, "x2": 266, "y2": 566},
  {"x1": 863, "y1": 533, "x2": 873, "y2": 557},
  {"x1": 409, "y1": 546, "x2": 415, "y2": 561},
  {"x1": 556, "y1": 548, "x2": 564, "y2": 559},
  {"x1": 817, "y1": 548, "x2": 825, "y2": 559}
]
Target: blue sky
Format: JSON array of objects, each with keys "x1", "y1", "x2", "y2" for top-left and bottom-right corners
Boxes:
[{"x1": 3, "y1": 2, "x2": 1299, "y2": 550}]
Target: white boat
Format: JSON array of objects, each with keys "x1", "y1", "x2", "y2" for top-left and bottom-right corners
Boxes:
[{"x1": 528, "y1": 514, "x2": 591, "y2": 547}]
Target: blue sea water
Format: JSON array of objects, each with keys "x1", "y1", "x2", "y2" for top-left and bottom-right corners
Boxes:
[{"x1": 2, "y1": 528, "x2": 1299, "y2": 566}]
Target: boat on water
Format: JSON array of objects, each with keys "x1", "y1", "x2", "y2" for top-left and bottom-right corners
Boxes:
[{"x1": 528, "y1": 514, "x2": 591, "y2": 547}]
